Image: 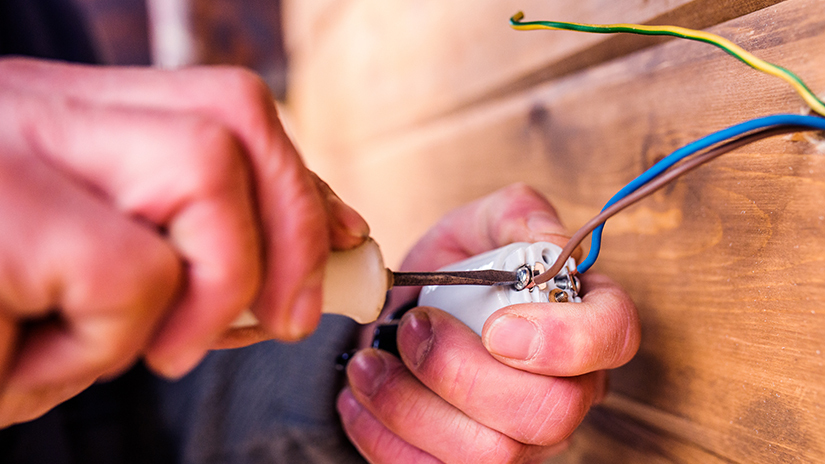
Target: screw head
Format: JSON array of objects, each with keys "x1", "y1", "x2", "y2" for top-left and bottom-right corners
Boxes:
[
  {"x1": 514, "y1": 265, "x2": 532, "y2": 291},
  {"x1": 550, "y1": 289, "x2": 569, "y2": 303}
]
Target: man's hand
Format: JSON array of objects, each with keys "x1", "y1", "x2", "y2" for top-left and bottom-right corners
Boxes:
[
  {"x1": 337, "y1": 184, "x2": 640, "y2": 463},
  {"x1": 0, "y1": 58, "x2": 369, "y2": 427}
]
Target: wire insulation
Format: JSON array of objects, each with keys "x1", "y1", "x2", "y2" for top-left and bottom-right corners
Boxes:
[
  {"x1": 510, "y1": 12, "x2": 825, "y2": 116},
  {"x1": 574, "y1": 115, "x2": 825, "y2": 275},
  {"x1": 577, "y1": 114, "x2": 825, "y2": 273},
  {"x1": 532, "y1": 118, "x2": 825, "y2": 285}
]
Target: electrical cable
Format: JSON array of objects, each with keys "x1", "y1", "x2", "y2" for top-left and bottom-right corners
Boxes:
[
  {"x1": 509, "y1": 12, "x2": 825, "y2": 117},
  {"x1": 508, "y1": 12, "x2": 825, "y2": 282},
  {"x1": 572, "y1": 114, "x2": 825, "y2": 276},
  {"x1": 532, "y1": 122, "x2": 825, "y2": 285}
]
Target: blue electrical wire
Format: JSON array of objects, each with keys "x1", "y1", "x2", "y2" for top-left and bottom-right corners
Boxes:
[{"x1": 577, "y1": 114, "x2": 825, "y2": 274}]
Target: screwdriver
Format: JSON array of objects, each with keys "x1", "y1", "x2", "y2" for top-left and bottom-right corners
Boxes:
[{"x1": 232, "y1": 238, "x2": 529, "y2": 327}]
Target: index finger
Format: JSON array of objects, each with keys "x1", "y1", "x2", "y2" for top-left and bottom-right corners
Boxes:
[
  {"x1": 0, "y1": 59, "x2": 331, "y2": 340},
  {"x1": 482, "y1": 272, "x2": 641, "y2": 376}
]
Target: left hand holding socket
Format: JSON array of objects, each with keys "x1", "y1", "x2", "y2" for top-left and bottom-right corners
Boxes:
[{"x1": 338, "y1": 184, "x2": 641, "y2": 463}]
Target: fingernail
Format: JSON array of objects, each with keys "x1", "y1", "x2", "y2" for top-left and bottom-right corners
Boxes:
[
  {"x1": 526, "y1": 212, "x2": 564, "y2": 235},
  {"x1": 329, "y1": 195, "x2": 370, "y2": 239},
  {"x1": 287, "y1": 269, "x2": 324, "y2": 340},
  {"x1": 348, "y1": 350, "x2": 387, "y2": 397},
  {"x1": 484, "y1": 315, "x2": 541, "y2": 360},
  {"x1": 398, "y1": 310, "x2": 433, "y2": 368}
]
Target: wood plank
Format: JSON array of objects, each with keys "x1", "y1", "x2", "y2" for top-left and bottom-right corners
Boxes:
[
  {"x1": 547, "y1": 396, "x2": 737, "y2": 464},
  {"x1": 472, "y1": 0, "x2": 789, "y2": 111},
  {"x1": 281, "y1": 0, "x2": 348, "y2": 54},
  {"x1": 289, "y1": 0, "x2": 825, "y2": 462},
  {"x1": 285, "y1": 0, "x2": 785, "y2": 158},
  {"x1": 328, "y1": 0, "x2": 825, "y2": 268}
]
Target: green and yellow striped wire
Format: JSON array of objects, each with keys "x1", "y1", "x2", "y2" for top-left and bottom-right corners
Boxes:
[{"x1": 510, "y1": 11, "x2": 825, "y2": 116}]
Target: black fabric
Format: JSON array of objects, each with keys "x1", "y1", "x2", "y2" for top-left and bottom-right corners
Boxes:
[
  {"x1": 0, "y1": 0, "x2": 98, "y2": 62},
  {"x1": 0, "y1": 316, "x2": 366, "y2": 464},
  {"x1": 0, "y1": 364, "x2": 176, "y2": 464},
  {"x1": 150, "y1": 316, "x2": 366, "y2": 464}
]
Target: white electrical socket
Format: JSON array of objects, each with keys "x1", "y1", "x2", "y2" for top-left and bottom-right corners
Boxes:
[{"x1": 418, "y1": 242, "x2": 580, "y2": 335}]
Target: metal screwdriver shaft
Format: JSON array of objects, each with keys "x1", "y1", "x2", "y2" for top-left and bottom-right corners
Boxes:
[{"x1": 390, "y1": 270, "x2": 521, "y2": 287}]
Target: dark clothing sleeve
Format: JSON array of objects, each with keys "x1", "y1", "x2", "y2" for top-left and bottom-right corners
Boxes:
[
  {"x1": 0, "y1": 316, "x2": 367, "y2": 464},
  {"x1": 151, "y1": 315, "x2": 367, "y2": 464},
  {"x1": 0, "y1": 0, "x2": 98, "y2": 63}
]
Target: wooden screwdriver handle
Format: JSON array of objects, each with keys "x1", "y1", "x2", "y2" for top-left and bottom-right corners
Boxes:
[{"x1": 231, "y1": 238, "x2": 389, "y2": 328}]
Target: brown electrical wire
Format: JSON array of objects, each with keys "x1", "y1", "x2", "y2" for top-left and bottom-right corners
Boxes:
[{"x1": 533, "y1": 125, "x2": 812, "y2": 285}]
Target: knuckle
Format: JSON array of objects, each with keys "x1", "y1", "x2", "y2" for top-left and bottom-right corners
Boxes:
[
  {"x1": 503, "y1": 182, "x2": 542, "y2": 200},
  {"x1": 221, "y1": 67, "x2": 271, "y2": 101},
  {"x1": 499, "y1": 183, "x2": 555, "y2": 212},
  {"x1": 86, "y1": 242, "x2": 180, "y2": 367},
  {"x1": 217, "y1": 67, "x2": 276, "y2": 132},
  {"x1": 90, "y1": 330, "x2": 137, "y2": 369},
  {"x1": 70, "y1": 225, "x2": 180, "y2": 318},
  {"x1": 595, "y1": 287, "x2": 640, "y2": 368},
  {"x1": 211, "y1": 253, "x2": 261, "y2": 311},
  {"x1": 138, "y1": 240, "x2": 182, "y2": 305},
  {"x1": 577, "y1": 278, "x2": 641, "y2": 370},
  {"x1": 489, "y1": 183, "x2": 561, "y2": 235},
  {"x1": 184, "y1": 119, "x2": 248, "y2": 194},
  {"x1": 108, "y1": 235, "x2": 181, "y2": 316}
]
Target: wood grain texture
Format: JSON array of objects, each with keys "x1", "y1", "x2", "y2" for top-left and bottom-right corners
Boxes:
[
  {"x1": 477, "y1": 0, "x2": 786, "y2": 110},
  {"x1": 549, "y1": 398, "x2": 738, "y2": 464},
  {"x1": 284, "y1": 0, "x2": 785, "y2": 158},
  {"x1": 283, "y1": 0, "x2": 825, "y2": 462}
]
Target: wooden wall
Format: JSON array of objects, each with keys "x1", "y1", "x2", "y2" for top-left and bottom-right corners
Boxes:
[{"x1": 282, "y1": 0, "x2": 825, "y2": 462}]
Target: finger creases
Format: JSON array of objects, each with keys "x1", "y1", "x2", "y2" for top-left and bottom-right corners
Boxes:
[
  {"x1": 11, "y1": 98, "x2": 265, "y2": 378},
  {"x1": 309, "y1": 171, "x2": 370, "y2": 251},
  {"x1": 0, "y1": 153, "x2": 181, "y2": 389},
  {"x1": 482, "y1": 272, "x2": 641, "y2": 377},
  {"x1": 337, "y1": 388, "x2": 443, "y2": 464},
  {"x1": 250, "y1": 154, "x2": 329, "y2": 341},
  {"x1": 397, "y1": 308, "x2": 601, "y2": 447},
  {"x1": 344, "y1": 349, "x2": 545, "y2": 463},
  {"x1": 5, "y1": 61, "x2": 345, "y2": 345}
]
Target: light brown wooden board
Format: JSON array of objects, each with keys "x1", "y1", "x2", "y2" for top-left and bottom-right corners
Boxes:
[
  {"x1": 281, "y1": 0, "x2": 344, "y2": 53},
  {"x1": 548, "y1": 396, "x2": 737, "y2": 464},
  {"x1": 285, "y1": 0, "x2": 784, "y2": 157},
  {"x1": 284, "y1": 0, "x2": 825, "y2": 462}
]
